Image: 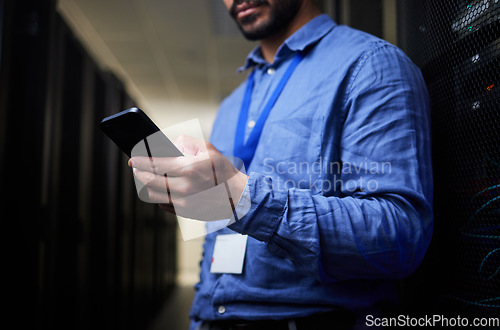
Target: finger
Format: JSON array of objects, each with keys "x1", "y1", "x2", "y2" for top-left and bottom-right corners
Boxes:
[
  {"x1": 133, "y1": 168, "x2": 189, "y2": 196},
  {"x1": 133, "y1": 155, "x2": 215, "y2": 183},
  {"x1": 163, "y1": 175, "x2": 216, "y2": 197},
  {"x1": 133, "y1": 168, "x2": 169, "y2": 191},
  {"x1": 145, "y1": 187, "x2": 172, "y2": 204},
  {"x1": 134, "y1": 167, "x2": 214, "y2": 198},
  {"x1": 174, "y1": 135, "x2": 207, "y2": 156},
  {"x1": 129, "y1": 156, "x2": 188, "y2": 175}
]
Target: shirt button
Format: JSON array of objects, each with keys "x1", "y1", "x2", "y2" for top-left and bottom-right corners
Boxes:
[
  {"x1": 247, "y1": 120, "x2": 256, "y2": 128},
  {"x1": 267, "y1": 67, "x2": 276, "y2": 75},
  {"x1": 218, "y1": 305, "x2": 226, "y2": 314}
]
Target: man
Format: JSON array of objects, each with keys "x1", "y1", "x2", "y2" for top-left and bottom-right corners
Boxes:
[{"x1": 130, "y1": 0, "x2": 433, "y2": 329}]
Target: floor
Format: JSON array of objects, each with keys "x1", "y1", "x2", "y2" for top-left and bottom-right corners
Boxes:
[
  {"x1": 148, "y1": 285, "x2": 196, "y2": 330},
  {"x1": 148, "y1": 227, "x2": 204, "y2": 330}
]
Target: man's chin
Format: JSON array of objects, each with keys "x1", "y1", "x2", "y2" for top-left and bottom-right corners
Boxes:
[
  {"x1": 238, "y1": 19, "x2": 271, "y2": 40},
  {"x1": 240, "y1": 24, "x2": 259, "y2": 35},
  {"x1": 239, "y1": 27, "x2": 266, "y2": 41}
]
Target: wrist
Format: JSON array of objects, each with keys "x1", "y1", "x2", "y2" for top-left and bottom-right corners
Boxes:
[{"x1": 226, "y1": 170, "x2": 249, "y2": 203}]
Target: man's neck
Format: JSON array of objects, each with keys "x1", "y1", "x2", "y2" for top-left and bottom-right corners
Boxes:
[{"x1": 260, "y1": 2, "x2": 321, "y2": 64}]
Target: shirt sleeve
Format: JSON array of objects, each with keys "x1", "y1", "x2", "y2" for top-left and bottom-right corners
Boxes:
[{"x1": 229, "y1": 44, "x2": 434, "y2": 282}]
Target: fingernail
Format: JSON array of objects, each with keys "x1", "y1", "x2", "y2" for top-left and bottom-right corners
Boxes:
[{"x1": 128, "y1": 159, "x2": 134, "y2": 167}]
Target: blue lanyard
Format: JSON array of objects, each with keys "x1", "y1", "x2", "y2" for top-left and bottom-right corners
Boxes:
[{"x1": 234, "y1": 52, "x2": 305, "y2": 170}]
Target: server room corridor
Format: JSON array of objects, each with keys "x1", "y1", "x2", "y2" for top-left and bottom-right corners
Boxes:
[
  {"x1": 147, "y1": 284, "x2": 196, "y2": 330},
  {"x1": 147, "y1": 232, "x2": 202, "y2": 330},
  {"x1": 2, "y1": 0, "x2": 499, "y2": 329}
]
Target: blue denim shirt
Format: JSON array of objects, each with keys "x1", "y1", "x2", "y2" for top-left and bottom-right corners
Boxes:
[{"x1": 190, "y1": 14, "x2": 433, "y2": 328}]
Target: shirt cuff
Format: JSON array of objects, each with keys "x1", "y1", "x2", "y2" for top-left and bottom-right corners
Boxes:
[{"x1": 228, "y1": 172, "x2": 287, "y2": 243}]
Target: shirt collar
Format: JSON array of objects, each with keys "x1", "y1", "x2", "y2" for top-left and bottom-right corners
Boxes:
[{"x1": 238, "y1": 14, "x2": 336, "y2": 72}]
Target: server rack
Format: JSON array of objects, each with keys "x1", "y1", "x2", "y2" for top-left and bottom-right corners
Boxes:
[
  {"x1": 0, "y1": 1, "x2": 177, "y2": 329},
  {"x1": 320, "y1": 0, "x2": 385, "y2": 39},
  {"x1": 398, "y1": 0, "x2": 500, "y2": 320},
  {"x1": 0, "y1": 0, "x2": 3, "y2": 71}
]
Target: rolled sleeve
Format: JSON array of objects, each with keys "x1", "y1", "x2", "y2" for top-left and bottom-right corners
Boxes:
[{"x1": 229, "y1": 171, "x2": 288, "y2": 243}]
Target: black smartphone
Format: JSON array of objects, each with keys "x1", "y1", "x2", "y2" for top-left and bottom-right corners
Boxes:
[{"x1": 99, "y1": 107, "x2": 183, "y2": 158}]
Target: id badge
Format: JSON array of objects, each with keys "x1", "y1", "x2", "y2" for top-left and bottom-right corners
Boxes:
[{"x1": 210, "y1": 234, "x2": 248, "y2": 274}]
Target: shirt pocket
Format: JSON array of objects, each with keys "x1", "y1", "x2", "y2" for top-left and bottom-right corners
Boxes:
[{"x1": 250, "y1": 114, "x2": 325, "y2": 191}]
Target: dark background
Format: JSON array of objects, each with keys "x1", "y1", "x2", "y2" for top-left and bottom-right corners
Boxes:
[{"x1": 0, "y1": 1, "x2": 176, "y2": 329}]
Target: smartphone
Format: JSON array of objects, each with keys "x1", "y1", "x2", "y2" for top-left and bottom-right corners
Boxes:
[{"x1": 99, "y1": 107, "x2": 183, "y2": 158}]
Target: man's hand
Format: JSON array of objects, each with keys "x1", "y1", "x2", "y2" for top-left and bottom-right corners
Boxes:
[{"x1": 129, "y1": 135, "x2": 249, "y2": 221}]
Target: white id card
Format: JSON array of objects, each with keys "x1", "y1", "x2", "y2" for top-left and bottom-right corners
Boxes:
[{"x1": 210, "y1": 234, "x2": 248, "y2": 274}]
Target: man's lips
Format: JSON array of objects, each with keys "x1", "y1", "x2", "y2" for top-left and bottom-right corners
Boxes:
[{"x1": 234, "y1": 2, "x2": 264, "y2": 19}]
